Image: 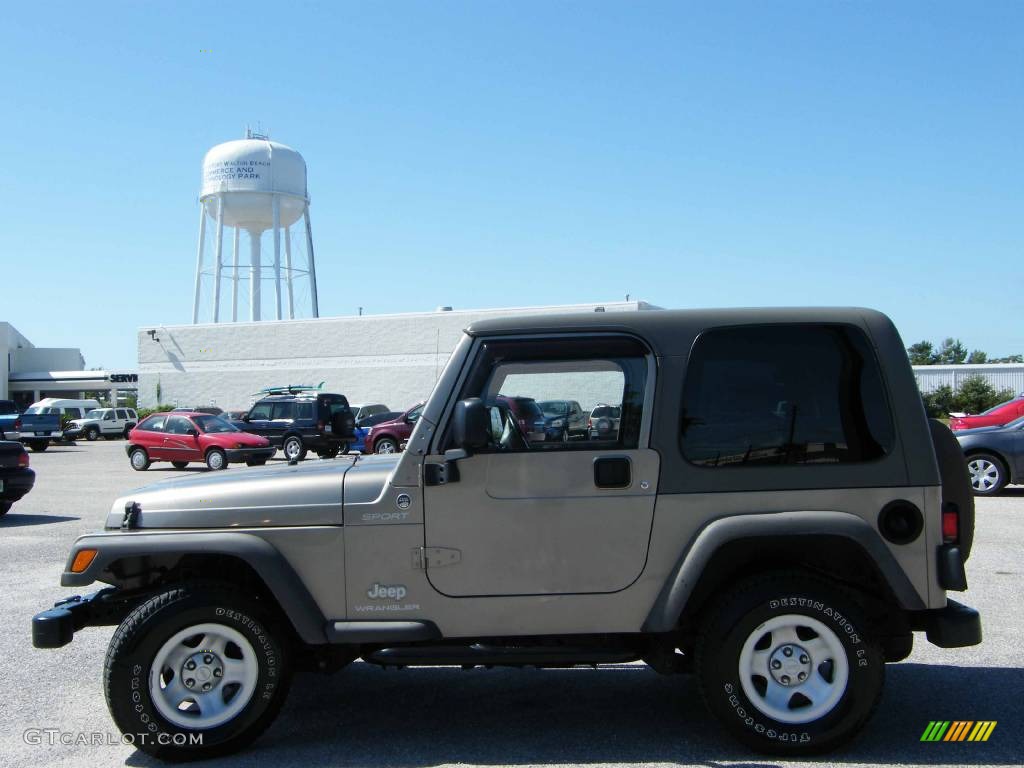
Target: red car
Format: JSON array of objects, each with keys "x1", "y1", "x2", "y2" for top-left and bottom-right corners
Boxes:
[
  {"x1": 126, "y1": 412, "x2": 274, "y2": 471},
  {"x1": 949, "y1": 395, "x2": 1024, "y2": 431},
  {"x1": 364, "y1": 403, "x2": 424, "y2": 454}
]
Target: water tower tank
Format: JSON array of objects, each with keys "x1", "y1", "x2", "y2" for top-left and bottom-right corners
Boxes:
[{"x1": 192, "y1": 131, "x2": 320, "y2": 324}]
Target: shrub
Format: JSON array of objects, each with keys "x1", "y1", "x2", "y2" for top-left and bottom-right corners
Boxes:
[
  {"x1": 135, "y1": 405, "x2": 177, "y2": 420},
  {"x1": 955, "y1": 376, "x2": 1014, "y2": 415},
  {"x1": 922, "y1": 385, "x2": 957, "y2": 418}
]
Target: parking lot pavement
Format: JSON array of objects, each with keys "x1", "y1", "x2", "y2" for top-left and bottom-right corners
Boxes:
[{"x1": 1, "y1": 439, "x2": 1022, "y2": 768}]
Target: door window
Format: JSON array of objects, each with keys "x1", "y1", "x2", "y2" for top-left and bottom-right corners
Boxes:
[
  {"x1": 138, "y1": 415, "x2": 166, "y2": 432},
  {"x1": 451, "y1": 336, "x2": 648, "y2": 452},
  {"x1": 165, "y1": 416, "x2": 195, "y2": 435},
  {"x1": 248, "y1": 402, "x2": 273, "y2": 420},
  {"x1": 116, "y1": 409, "x2": 128, "y2": 419},
  {"x1": 270, "y1": 402, "x2": 295, "y2": 420}
]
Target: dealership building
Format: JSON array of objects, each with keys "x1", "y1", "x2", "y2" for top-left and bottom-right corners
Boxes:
[{"x1": 136, "y1": 301, "x2": 658, "y2": 412}]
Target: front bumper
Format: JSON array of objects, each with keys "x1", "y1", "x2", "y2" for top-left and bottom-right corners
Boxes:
[
  {"x1": 912, "y1": 599, "x2": 982, "y2": 648},
  {"x1": 224, "y1": 447, "x2": 276, "y2": 462},
  {"x1": 1, "y1": 467, "x2": 36, "y2": 502},
  {"x1": 32, "y1": 588, "x2": 128, "y2": 649}
]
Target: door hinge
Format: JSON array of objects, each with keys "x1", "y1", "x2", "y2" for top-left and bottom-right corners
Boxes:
[
  {"x1": 412, "y1": 547, "x2": 462, "y2": 570},
  {"x1": 424, "y1": 460, "x2": 460, "y2": 486}
]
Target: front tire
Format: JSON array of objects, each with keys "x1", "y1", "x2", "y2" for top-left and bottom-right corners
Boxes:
[
  {"x1": 282, "y1": 436, "x2": 306, "y2": 462},
  {"x1": 86, "y1": 426, "x2": 100, "y2": 441},
  {"x1": 967, "y1": 453, "x2": 1008, "y2": 496},
  {"x1": 129, "y1": 447, "x2": 150, "y2": 471},
  {"x1": 374, "y1": 437, "x2": 398, "y2": 454},
  {"x1": 206, "y1": 448, "x2": 227, "y2": 471},
  {"x1": 695, "y1": 572, "x2": 883, "y2": 755},
  {"x1": 103, "y1": 584, "x2": 291, "y2": 761},
  {"x1": 171, "y1": 461, "x2": 189, "y2": 470}
]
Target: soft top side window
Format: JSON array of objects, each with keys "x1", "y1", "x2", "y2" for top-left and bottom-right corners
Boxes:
[{"x1": 680, "y1": 324, "x2": 895, "y2": 467}]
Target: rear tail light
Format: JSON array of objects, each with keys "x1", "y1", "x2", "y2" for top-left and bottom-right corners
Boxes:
[
  {"x1": 17, "y1": 452, "x2": 30, "y2": 468},
  {"x1": 13, "y1": 418, "x2": 21, "y2": 431},
  {"x1": 317, "y1": 420, "x2": 325, "y2": 430},
  {"x1": 942, "y1": 503, "x2": 960, "y2": 543}
]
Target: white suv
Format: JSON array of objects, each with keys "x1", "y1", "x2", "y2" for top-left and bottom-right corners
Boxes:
[{"x1": 64, "y1": 408, "x2": 138, "y2": 441}]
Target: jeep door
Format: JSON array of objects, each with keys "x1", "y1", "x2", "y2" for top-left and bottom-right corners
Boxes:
[{"x1": 422, "y1": 335, "x2": 659, "y2": 597}]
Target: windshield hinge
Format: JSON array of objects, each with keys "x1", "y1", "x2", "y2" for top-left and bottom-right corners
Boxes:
[{"x1": 122, "y1": 501, "x2": 141, "y2": 530}]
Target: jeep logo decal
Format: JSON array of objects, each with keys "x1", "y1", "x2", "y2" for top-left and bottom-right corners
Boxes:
[{"x1": 367, "y1": 583, "x2": 407, "y2": 600}]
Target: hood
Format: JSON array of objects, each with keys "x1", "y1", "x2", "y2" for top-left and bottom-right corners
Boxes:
[
  {"x1": 339, "y1": 453, "x2": 402, "y2": 506},
  {"x1": 955, "y1": 424, "x2": 1013, "y2": 437},
  {"x1": 106, "y1": 457, "x2": 356, "y2": 529}
]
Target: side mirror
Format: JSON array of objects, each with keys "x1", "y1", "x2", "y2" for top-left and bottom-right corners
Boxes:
[
  {"x1": 242, "y1": 414, "x2": 251, "y2": 422},
  {"x1": 189, "y1": 429, "x2": 200, "y2": 438},
  {"x1": 452, "y1": 398, "x2": 489, "y2": 451}
]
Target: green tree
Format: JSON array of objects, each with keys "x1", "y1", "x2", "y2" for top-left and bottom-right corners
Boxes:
[
  {"x1": 934, "y1": 338, "x2": 968, "y2": 365},
  {"x1": 921, "y1": 385, "x2": 957, "y2": 418},
  {"x1": 966, "y1": 350, "x2": 988, "y2": 364},
  {"x1": 907, "y1": 341, "x2": 934, "y2": 365},
  {"x1": 955, "y1": 375, "x2": 1014, "y2": 414}
]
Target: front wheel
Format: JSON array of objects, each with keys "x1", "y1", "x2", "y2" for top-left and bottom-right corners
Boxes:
[
  {"x1": 282, "y1": 436, "x2": 306, "y2": 462},
  {"x1": 86, "y1": 426, "x2": 100, "y2": 441},
  {"x1": 374, "y1": 437, "x2": 398, "y2": 454},
  {"x1": 129, "y1": 447, "x2": 150, "y2": 471},
  {"x1": 206, "y1": 449, "x2": 227, "y2": 471},
  {"x1": 695, "y1": 572, "x2": 883, "y2": 755},
  {"x1": 171, "y1": 461, "x2": 189, "y2": 470},
  {"x1": 967, "y1": 453, "x2": 1007, "y2": 496},
  {"x1": 103, "y1": 584, "x2": 291, "y2": 760}
]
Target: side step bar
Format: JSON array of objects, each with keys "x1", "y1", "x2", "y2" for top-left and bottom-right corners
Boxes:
[{"x1": 363, "y1": 643, "x2": 641, "y2": 668}]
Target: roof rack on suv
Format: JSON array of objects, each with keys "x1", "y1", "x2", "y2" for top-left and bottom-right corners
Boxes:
[{"x1": 253, "y1": 382, "x2": 326, "y2": 396}]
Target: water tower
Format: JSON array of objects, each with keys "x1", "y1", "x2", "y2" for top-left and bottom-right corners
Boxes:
[{"x1": 192, "y1": 130, "x2": 319, "y2": 323}]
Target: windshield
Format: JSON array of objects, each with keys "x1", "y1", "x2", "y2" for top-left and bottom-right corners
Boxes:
[
  {"x1": 193, "y1": 415, "x2": 239, "y2": 433},
  {"x1": 85, "y1": 410, "x2": 104, "y2": 418},
  {"x1": 539, "y1": 401, "x2": 568, "y2": 416},
  {"x1": 980, "y1": 398, "x2": 1018, "y2": 416},
  {"x1": 591, "y1": 406, "x2": 621, "y2": 418},
  {"x1": 24, "y1": 406, "x2": 45, "y2": 415}
]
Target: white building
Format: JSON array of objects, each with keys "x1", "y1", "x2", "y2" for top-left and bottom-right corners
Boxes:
[
  {"x1": 1, "y1": 322, "x2": 86, "y2": 404},
  {"x1": 912, "y1": 363, "x2": 1024, "y2": 395},
  {"x1": 137, "y1": 301, "x2": 658, "y2": 411}
]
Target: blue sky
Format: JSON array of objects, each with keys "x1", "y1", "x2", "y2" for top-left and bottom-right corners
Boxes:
[{"x1": 2, "y1": 1, "x2": 1020, "y2": 369}]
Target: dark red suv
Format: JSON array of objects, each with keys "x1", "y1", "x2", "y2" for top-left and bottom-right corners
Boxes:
[{"x1": 364, "y1": 403, "x2": 424, "y2": 454}]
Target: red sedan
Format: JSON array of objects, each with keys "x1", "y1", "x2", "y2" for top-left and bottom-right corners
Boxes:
[
  {"x1": 126, "y1": 412, "x2": 274, "y2": 471},
  {"x1": 949, "y1": 395, "x2": 1024, "y2": 431}
]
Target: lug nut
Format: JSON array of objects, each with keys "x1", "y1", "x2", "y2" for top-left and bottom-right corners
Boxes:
[
  {"x1": 184, "y1": 678, "x2": 195, "y2": 688},
  {"x1": 203, "y1": 655, "x2": 214, "y2": 664},
  {"x1": 771, "y1": 659, "x2": 782, "y2": 669},
  {"x1": 213, "y1": 668, "x2": 223, "y2": 677},
  {"x1": 202, "y1": 682, "x2": 212, "y2": 691},
  {"x1": 799, "y1": 654, "x2": 809, "y2": 664},
  {"x1": 782, "y1": 646, "x2": 793, "y2": 657},
  {"x1": 798, "y1": 672, "x2": 807, "y2": 681},
  {"x1": 185, "y1": 660, "x2": 196, "y2": 670},
  {"x1": 781, "y1": 675, "x2": 790, "y2": 684}
]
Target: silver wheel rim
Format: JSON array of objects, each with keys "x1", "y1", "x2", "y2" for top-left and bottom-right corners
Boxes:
[
  {"x1": 131, "y1": 450, "x2": 146, "y2": 469},
  {"x1": 208, "y1": 451, "x2": 225, "y2": 470},
  {"x1": 149, "y1": 622, "x2": 259, "y2": 730},
  {"x1": 376, "y1": 440, "x2": 396, "y2": 454},
  {"x1": 968, "y1": 458, "x2": 1000, "y2": 491},
  {"x1": 738, "y1": 613, "x2": 849, "y2": 724},
  {"x1": 284, "y1": 439, "x2": 302, "y2": 459}
]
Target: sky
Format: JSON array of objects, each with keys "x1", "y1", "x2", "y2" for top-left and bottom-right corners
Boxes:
[{"x1": 1, "y1": 1, "x2": 1021, "y2": 369}]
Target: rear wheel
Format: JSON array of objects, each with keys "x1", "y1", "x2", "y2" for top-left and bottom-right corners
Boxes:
[
  {"x1": 129, "y1": 447, "x2": 150, "y2": 471},
  {"x1": 206, "y1": 448, "x2": 227, "y2": 471},
  {"x1": 171, "y1": 461, "x2": 189, "y2": 470},
  {"x1": 0, "y1": 501, "x2": 10, "y2": 517},
  {"x1": 245, "y1": 458, "x2": 268, "y2": 467},
  {"x1": 103, "y1": 584, "x2": 291, "y2": 760},
  {"x1": 317, "y1": 445, "x2": 340, "y2": 459},
  {"x1": 966, "y1": 453, "x2": 1007, "y2": 496},
  {"x1": 28, "y1": 440, "x2": 48, "y2": 452},
  {"x1": 282, "y1": 436, "x2": 306, "y2": 462},
  {"x1": 695, "y1": 572, "x2": 883, "y2": 755},
  {"x1": 374, "y1": 437, "x2": 398, "y2": 454}
]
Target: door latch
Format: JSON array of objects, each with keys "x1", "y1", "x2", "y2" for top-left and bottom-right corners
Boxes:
[{"x1": 412, "y1": 547, "x2": 462, "y2": 570}]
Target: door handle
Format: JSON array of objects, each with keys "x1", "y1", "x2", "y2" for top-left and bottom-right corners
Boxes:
[{"x1": 594, "y1": 456, "x2": 631, "y2": 489}]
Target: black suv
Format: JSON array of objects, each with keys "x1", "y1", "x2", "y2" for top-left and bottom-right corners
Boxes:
[{"x1": 233, "y1": 391, "x2": 355, "y2": 461}]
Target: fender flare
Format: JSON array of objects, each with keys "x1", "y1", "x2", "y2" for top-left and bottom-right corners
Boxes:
[
  {"x1": 642, "y1": 510, "x2": 927, "y2": 633},
  {"x1": 61, "y1": 531, "x2": 328, "y2": 644}
]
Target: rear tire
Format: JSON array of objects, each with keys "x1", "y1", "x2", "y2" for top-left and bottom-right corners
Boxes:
[
  {"x1": 206, "y1": 448, "x2": 227, "y2": 471},
  {"x1": 245, "y1": 458, "x2": 268, "y2": 467},
  {"x1": 171, "y1": 461, "x2": 189, "y2": 470},
  {"x1": 28, "y1": 440, "x2": 48, "y2": 452},
  {"x1": 695, "y1": 571, "x2": 883, "y2": 755},
  {"x1": 103, "y1": 584, "x2": 291, "y2": 760},
  {"x1": 129, "y1": 447, "x2": 150, "y2": 471},
  {"x1": 0, "y1": 501, "x2": 10, "y2": 517},
  {"x1": 966, "y1": 453, "x2": 1008, "y2": 496}
]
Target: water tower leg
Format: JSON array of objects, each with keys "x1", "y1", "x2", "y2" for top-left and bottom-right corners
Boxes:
[
  {"x1": 212, "y1": 196, "x2": 225, "y2": 323},
  {"x1": 192, "y1": 205, "x2": 207, "y2": 324},
  {"x1": 304, "y1": 209, "x2": 320, "y2": 318},
  {"x1": 284, "y1": 225, "x2": 295, "y2": 319},
  {"x1": 250, "y1": 230, "x2": 261, "y2": 321},
  {"x1": 272, "y1": 195, "x2": 282, "y2": 321},
  {"x1": 231, "y1": 228, "x2": 240, "y2": 322}
]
